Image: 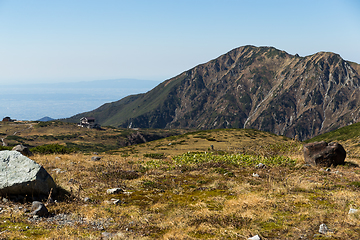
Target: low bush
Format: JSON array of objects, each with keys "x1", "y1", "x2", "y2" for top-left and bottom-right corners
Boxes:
[
  {"x1": 31, "y1": 144, "x2": 75, "y2": 154},
  {"x1": 0, "y1": 146, "x2": 12, "y2": 151},
  {"x1": 143, "y1": 153, "x2": 166, "y2": 159}
]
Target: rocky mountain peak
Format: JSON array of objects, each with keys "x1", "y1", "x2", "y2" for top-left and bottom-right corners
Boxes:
[{"x1": 67, "y1": 46, "x2": 360, "y2": 141}]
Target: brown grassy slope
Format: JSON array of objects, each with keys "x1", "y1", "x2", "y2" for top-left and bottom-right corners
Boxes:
[
  {"x1": 114, "y1": 128, "x2": 299, "y2": 158},
  {"x1": 0, "y1": 121, "x2": 186, "y2": 152}
]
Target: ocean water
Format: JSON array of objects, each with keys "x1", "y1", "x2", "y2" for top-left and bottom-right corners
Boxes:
[{"x1": 0, "y1": 79, "x2": 161, "y2": 121}]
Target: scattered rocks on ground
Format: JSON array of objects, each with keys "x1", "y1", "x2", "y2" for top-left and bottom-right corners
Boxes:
[
  {"x1": 30, "y1": 201, "x2": 49, "y2": 217},
  {"x1": 106, "y1": 188, "x2": 123, "y2": 194},
  {"x1": 27, "y1": 213, "x2": 114, "y2": 230},
  {"x1": 12, "y1": 145, "x2": 33, "y2": 157},
  {"x1": 0, "y1": 150, "x2": 56, "y2": 196},
  {"x1": 303, "y1": 141, "x2": 346, "y2": 167}
]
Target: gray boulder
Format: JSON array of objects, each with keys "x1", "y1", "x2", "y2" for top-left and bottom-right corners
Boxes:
[
  {"x1": 12, "y1": 144, "x2": 33, "y2": 157},
  {"x1": 0, "y1": 150, "x2": 56, "y2": 196},
  {"x1": 303, "y1": 141, "x2": 346, "y2": 167}
]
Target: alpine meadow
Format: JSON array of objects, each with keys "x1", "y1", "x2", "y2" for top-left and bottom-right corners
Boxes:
[{"x1": 2, "y1": 45, "x2": 360, "y2": 240}]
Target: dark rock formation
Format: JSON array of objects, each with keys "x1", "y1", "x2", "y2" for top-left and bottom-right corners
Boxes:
[
  {"x1": 303, "y1": 141, "x2": 346, "y2": 167},
  {"x1": 30, "y1": 201, "x2": 49, "y2": 217},
  {"x1": 12, "y1": 144, "x2": 33, "y2": 157}
]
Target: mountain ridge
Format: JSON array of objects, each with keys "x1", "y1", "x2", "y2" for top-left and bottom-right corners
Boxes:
[{"x1": 66, "y1": 45, "x2": 360, "y2": 140}]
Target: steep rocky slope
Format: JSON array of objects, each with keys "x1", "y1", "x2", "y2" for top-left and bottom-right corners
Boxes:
[{"x1": 67, "y1": 45, "x2": 360, "y2": 140}]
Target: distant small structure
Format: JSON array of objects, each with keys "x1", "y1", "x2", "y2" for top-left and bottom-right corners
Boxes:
[
  {"x1": 79, "y1": 117, "x2": 96, "y2": 129},
  {"x1": 2, "y1": 116, "x2": 15, "y2": 122}
]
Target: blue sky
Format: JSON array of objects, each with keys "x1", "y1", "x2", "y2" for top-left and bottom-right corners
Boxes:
[{"x1": 0, "y1": 0, "x2": 359, "y2": 84}]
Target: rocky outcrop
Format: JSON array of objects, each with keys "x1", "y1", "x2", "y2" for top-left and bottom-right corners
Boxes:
[
  {"x1": 0, "y1": 150, "x2": 56, "y2": 197},
  {"x1": 303, "y1": 141, "x2": 346, "y2": 167}
]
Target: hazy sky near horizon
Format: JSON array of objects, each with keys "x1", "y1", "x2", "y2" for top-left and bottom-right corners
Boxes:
[{"x1": 0, "y1": 0, "x2": 359, "y2": 84}]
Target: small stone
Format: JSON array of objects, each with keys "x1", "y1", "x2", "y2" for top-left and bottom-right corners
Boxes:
[
  {"x1": 30, "y1": 201, "x2": 49, "y2": 217},
  {"x1": 102, "y1": 231, "x2": 125, "y2": 239},
  {"x1": 101, "y1": 232, "x2": 113, "y2": 239},
  {"x1": 52, "y1": 168, "x2": 62, "y2": 174},
  {"x1": 252, "y1": 173, "x2": 260, "y2": 177},
  {"x1": 349, "y1": 208, "x2": 359, "y2": 214},
  {"x1": 319, "y1": 223, "x2": 331, "y2": 234},
  {"x1": 248, "y1": 235, "x2": 261, "y2": 240},
  {"x1": 91, "y1": 156, "x2": 102, "y2": 161},
  {"x1": 2, "y1": 198, "x2": 8, "y2": 203},
  {"x1": 111, "y1": 199, "x2": 121, "y2": 205},
  {"x1": 83, "y1": 197, "x2": 91, "y2": 202},
  {"x1": 107, "y1": 188, "x2": 123, "y2": 194},
  {"x1": 256, "y1": 163, "x2": 266, "y2": 168}
]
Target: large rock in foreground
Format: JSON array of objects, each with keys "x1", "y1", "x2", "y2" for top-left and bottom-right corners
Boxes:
[
  {"x1": 0, "y1": 151, "x2": 56, "y2": 196},
  {"x1": 303, "y1": 141, "x2": 346, "y2": 167}
]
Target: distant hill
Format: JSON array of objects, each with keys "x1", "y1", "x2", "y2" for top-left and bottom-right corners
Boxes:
[
  {"x1": 37, "y1": 116, "x2": 55, "y2": 122},
  {"x1": 65, "y1": 45, "x2": 360, "y2": 141}
]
